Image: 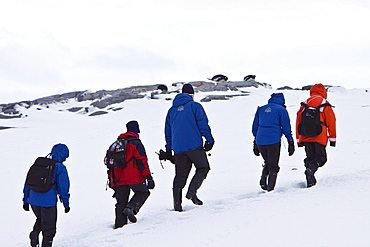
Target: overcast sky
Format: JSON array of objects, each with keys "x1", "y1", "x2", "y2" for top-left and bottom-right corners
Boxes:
[{"x1": 1, "y1": 0, "x2": 369, "y2": 103}]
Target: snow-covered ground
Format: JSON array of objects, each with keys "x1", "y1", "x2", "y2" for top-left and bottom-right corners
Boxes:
[{"x1": 1, "y1": 86, "x2": 370, "y2": 247}]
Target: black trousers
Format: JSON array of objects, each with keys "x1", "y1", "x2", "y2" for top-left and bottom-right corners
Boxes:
[
  {"x1": 113, "y1": 183, "x2": 150, "y2": 227},
  {"x1": 173, "y1": 148, "x2": 210, "y2": 193},
  {"x1": 30, "y1": 205, "x2": 57, "y2": 247},
  {"x1": 257, "y1": 142, "x2": 281, "y2": 174},
  {"x1": 303, "y1": 142, "x2": 327, "y2": 172}
]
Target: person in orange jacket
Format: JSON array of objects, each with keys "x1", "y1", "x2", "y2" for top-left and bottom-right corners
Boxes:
[{"x1": 296, "y1": 83, "x2": 336, "y2": 187}]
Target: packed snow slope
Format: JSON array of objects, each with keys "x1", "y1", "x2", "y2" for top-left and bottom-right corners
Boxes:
[{"x1": 1, "y1": 87, "x2": 370, "y2": 247}]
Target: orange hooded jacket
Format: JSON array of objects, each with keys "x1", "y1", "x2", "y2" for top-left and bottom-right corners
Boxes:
[{"x1": 296, "y1": 84, "x2": 336, "y2": 146}]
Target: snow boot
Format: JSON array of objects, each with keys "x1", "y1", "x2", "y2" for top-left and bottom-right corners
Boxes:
[
  {"x1": 114, "y1": 222, "x2": 127, "y2": 229},
  {"x1": 305, "y1": 168, "x2": 317, "y2": 188},
  {"x1": 123, "y1": 207, "x2": 137, "y2": 223},
  {"x1": 259, "y1": 165, "x2": 269, "y2": 191},
  {"x1": 305, "y1": 162, "x2": 318, "y2": 187},
  {"x1": 173, "y1": 187, "x2": 183, "y2": 212},
  {"x1": 114, "y1": 217, "x2": 128, "y2": 229},
  {"x1": 185, "y1": 191, "x2": 203, "y2": 205},
  {"x1": 267, "y1": 172, "x2": 278, "y2": 192},
  {"x1": 29, "y1": 231, "x2": 40, "y2": 247}
]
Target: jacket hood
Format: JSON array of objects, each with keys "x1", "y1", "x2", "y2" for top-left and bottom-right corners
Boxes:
[
  {"x1": 172, "y1": 93, "x2": 193, "y2": 107},
  {"x1": 118, "y1": 131, "x2": 139, "y2": 139},
  {"x1": 268, "y1": 93, "x2": 285, "y2": 106},
  {"x1": 51, "y1": 143, "x2": 69, "y2": 162},
  {"x1": 310, "y1": 84, "x2": 327, "y2": 98}
]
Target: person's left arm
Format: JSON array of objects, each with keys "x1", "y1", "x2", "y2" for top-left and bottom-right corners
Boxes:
[
  {"x1": 56, "y1": 164, "x2": 70, "y2": 210},
  {"x1": 324, "y1": 103, "x2": 336, "y2": 146},
  {"x1": 132, "y1": 140, "x2": 151, "y2": 177},
  {"x1": 281, "y1": 108, "x2": 294, "y2": 142},
  {"x1": 194, "y1": 103, "x2": 214, "y2": 143}
]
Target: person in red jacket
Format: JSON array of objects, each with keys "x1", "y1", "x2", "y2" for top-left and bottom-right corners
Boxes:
[
  {"x1": 108, "y1": 121, "x2": 154, "y2": 229},
  {"x1": 296, "y1": 84, "x2": 336, "y2": 187}
]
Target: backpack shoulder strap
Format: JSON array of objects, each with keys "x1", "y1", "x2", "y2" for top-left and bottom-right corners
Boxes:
[
  {"x1": 123, "y1": 136, "x2": 139, "y2": 142},
  {"x1": 117, "y1": 136, "x2": 139, "y2": 163},
  {"x1": 301, "y1": 102, "x2": 333, "y2": 109},
  {"x1": 317, "y1": 102, "x2": 333, "y2": 108},
  {"x1": 45, "y1": 153, "x2": 59, "y2": 164},
  {"x1": 34, "y1": 156, "x2": 57, "y2": 166},
  {"x1": 316, "y1": 102, "x2": 333, "y2": 111},
  {"x1": 120, "y1": 136, "x2": 140, "y2": 148}
]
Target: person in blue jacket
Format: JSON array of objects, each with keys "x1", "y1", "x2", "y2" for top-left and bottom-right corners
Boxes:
[
  {"x1": 23, "y1": 143, "x2": 70, "y2": 247},
  {"x1": 163, "y1": 83, "x2": 214, "y2": 211},
  {"x1": 252, "y1": 93, "x2": 295, "y2": 192}
]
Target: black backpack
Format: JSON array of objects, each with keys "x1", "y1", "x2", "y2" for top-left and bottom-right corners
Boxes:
[
  {"x1": 25, "y1": 156, "x2": 57, "y2": 193},
  {"x1": 298, "y1": 102, "x2": 332, "y2": 137},
  {"x1": 104, "y1": 137, "x2": 137, "y2": 168}
]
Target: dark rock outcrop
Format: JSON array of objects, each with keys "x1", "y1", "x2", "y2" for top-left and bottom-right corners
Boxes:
[
  {"x1": 67, "y1": 107, "x2": 84, "y2": 113},
  {"x1": 0, "y1": 126, "x2": 14, "y2": 130},
  {"x1": 200, "y1": 93, "x2": 250, "y2": 102},
  {"x1": 90, "y1": 93, "x2": 145, "y2": 109},
  {"x1": 173, "y1": 80, "x2": 269, "y2": 93},
  {"x1": 0, "y1": 81, "x2": 269, "y2": 118},
  {"x1": 277, "y1": 86, "x2": 295, "y2": 90},
  {"x1": 88, "y1": 111, "x2": 109, "y2": 116},
  {"x1": 0, "y1": 114, "x2": 22, "y2": 119},
  {"x1": 34, "y1": 91, "x2": 83, "y2": 105}
]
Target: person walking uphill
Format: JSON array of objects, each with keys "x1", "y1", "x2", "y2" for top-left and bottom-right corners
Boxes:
[
  {"x1": 252, "y1": 93, "x2": 295, "y2": 192},
  {"x1": 23, "y1": 143, "x2": 70, "y2": 247},
  {"x1": 296, "y1": 83, "x2": 336, "y2": 188},
  {"x1": 162, "y1": 83, "x2": 215, "y2": 212},
  {"x1": 106, "y1": 121, "x2": 154, "y2": 229}
]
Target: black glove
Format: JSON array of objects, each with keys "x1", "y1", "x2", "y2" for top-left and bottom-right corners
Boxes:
[
  {"x1": 288, "y1": 141, "x2": 295, "y2": 156},
  {"x1": 23, "y1": 203, "x2": 29, "y2": 211},
  {"x1": 158, "y1": 150, "x2": 175, "y2": 164},
  {"x1": 146, "y1": 175, "x2": 155, "y2": 189},
  {"x1": 158, "y1": 150, "x2": 171, "y2": 160},
  {"x1": 330, "y1": 141, "x2": 336, "y2": 147},
  {"x1": 158, "y1": 150, "x2": 168, "y2": 160},
  {"x1": 298, "y1": 142, "x2": 304, "y2": 148},
  {"x1": 204, "y1": 141, "x2": 214, "y2": 152},
  {"x1": 253, "y1": 141, "x2": 260, "y2": 156},
  {"x1": 65, "y1": 208, "x2": 70, "y2": 213}
]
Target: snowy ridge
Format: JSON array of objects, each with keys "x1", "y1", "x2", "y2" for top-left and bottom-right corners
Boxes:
[
  {"x1": 0, "y1": 81, "x2": 266, "y2": 119},
  {"x1": 1, "y1": 87, "x2": 370, "y2": 246}
]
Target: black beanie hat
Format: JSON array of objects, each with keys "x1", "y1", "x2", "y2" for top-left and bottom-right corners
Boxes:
[
  {"x1": 182, "y1": 84, "x2": 194, "y2": 94},
  {"x1": 126, "y1": 120, "x2": 140, "y2": 133}
]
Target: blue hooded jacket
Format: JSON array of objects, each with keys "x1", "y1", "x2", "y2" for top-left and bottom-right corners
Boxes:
[
  {"x1": 165, "y1": 93, "x2": 214, "y2": 154},
  {"x1": 252, "y1": 93, "x2": 293, "y2": 145},
  {"x1": 23, "y1": 143, "x2": 70, "y2": 208}
]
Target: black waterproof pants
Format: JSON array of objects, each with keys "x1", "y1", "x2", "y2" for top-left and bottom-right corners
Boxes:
[
  {"x1": 303, "y1": 142, "x2": 327, "y2": 172},
  {"x1": 173, "y1": 148, "x2": 210, "y2": 194},
  {"x1": 258, "y1": 142, "x2": 281, "y2": 174},
  {"x1": 113, "y1": 183, "x2": 150, "y2": 227},
  {"x1": 30, "y1": 205, "x2": 57, "y2": 247}
]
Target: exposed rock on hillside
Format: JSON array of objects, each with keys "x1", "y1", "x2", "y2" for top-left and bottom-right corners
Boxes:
[
  {"x1": 0, "y1": 80, "x2": 269, "y2": 118},
  {"x1": 200, "y1": 93, "x2": 250, "y2": 102}
]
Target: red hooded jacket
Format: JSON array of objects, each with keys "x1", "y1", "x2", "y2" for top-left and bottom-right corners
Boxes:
[
  {"x1": 108, "y1": 132, "x2": 151, "y2": 187},
  {"x1": 296, "y1": 84, "x2": 336, "y2": 146}
]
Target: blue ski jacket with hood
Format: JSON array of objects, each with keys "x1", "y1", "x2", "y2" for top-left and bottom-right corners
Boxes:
[
  {"x1": 23, "y1": 143, "x2": 70, "y2": 208},
  {"x1": 165, "y1": 93, "x2": 214, "y2": 154},
  {"x1": 252, "y1": 93, "x2": 293, "y2": 145}
]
